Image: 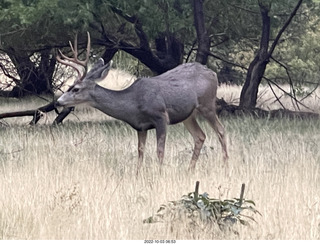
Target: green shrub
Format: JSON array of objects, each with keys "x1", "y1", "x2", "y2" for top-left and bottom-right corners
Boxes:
[{"x1": 144, "y1": 182, "x2": 261, "y2": 233}]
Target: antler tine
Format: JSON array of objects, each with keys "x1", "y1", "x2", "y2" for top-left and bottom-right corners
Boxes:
[
  {"x1": 56, "y1": 52, "x2": 83, "y2": 80},
  {"x1": 56, "y1": 32, "x2": 91, "y2": 81},
  {"x1": 71, "y1": 33, "x2": 77, "y2": 56},
  {"x1": 83, "y1": 32, "x2": 91, "y2": 66}
]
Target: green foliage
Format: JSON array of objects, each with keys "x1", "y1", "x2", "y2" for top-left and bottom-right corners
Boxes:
[
  {"x1": 264, "y1": 2, "x2": 320, "y2": 86},
  {"x1": 189, "y1": 193, "x2": 260, "y2": 227},
  {"x1": 108, "y1": 0, "x2": 194, "y2": 40},
  {"x1": 144, "y1": 183, "x2": 261, "y2": 232},
  {"x1": 205, "y1": 0, "x2": 318, "y2": 85},
  {"x1": 0, "y1": 0, "x2": 106, "y2": 50},
  {"x1": 0, "y1": 0, "x2": 320, "y2": 100}
]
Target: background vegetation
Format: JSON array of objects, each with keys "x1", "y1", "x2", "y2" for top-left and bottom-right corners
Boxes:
[{"x1": 0, "y1": 0, "x2": 319, "y2": 110}]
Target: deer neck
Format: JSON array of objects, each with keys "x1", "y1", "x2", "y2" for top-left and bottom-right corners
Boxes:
[{"x1": 89, "y1": 84, "x2": 136, "y2": 121}]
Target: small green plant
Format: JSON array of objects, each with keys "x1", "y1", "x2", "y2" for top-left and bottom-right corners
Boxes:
[{"x1": 144, "y1": 182, "x2": 261, "y2": 232}]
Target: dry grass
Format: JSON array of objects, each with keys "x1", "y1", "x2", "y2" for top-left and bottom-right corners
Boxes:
[
  {"x1": 218, "y1": 83, "x2": 320, "y2": 112},
  {"x1": 0, "y1": 76, "x2": 320, "y2": 240}
]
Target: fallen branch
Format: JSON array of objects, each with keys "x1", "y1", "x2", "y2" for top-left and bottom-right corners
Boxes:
[
  {"x1": 0, "y1": 101, "x2": 73, "y2": 125},
  {"x1": 217, "y1": 98, "x2": 320, "y2": 119}
]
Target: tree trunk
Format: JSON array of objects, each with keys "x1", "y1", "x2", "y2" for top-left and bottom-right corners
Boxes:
[
  {"x1": 109, "y1": 6, "x2": 184, "y2": 75},
  {"x1": 192, "y1": 0, "x2": 210, "y2": 65},
  {"x1": 240, "y1": 0, "x2": 303, "y2": 109},
  {"x1": 7, "y1": 49, "x2": 56, "y2": 97},
  {"x1": 239, "y1": 1, "x2": 270, "y2": 109}
]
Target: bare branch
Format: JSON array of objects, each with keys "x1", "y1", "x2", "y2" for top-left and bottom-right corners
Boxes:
[
  {"x1": 265, "y1": 79, "x2": 286, "y2": 109},
  {"x1": 270, "y1": 56, "x2": 300, "y2": 110},
  {"x1": 300, "y1": 83, "x2": 319, "y2": 102},
  {"x1": 262, "y1": 75, "x2": 315, "y2": 112},
  {"x1": 207, "y1": 52, "x2": 248, "y2": 71},
  {"x1": 0, "y1": 101, "x2": 58, "y2": 125},
  {"x1": 268, "y1": 0, "x2": 304, "y2": 57},
  {"x1": 226, "y1": 3, "x2": 260, "y2": 15},
  {"x1": 110, "y1": 6, "x2": 151, "y2": 52}
]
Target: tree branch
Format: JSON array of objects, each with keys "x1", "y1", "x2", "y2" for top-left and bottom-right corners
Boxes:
[
  {"x1": 0, "y1": 59, "x2": 19, "y2": 83},
  {"x1": 226, "y1": 3, "x2": 260, "y2": 15},
  {"x1": 268, "y1": 0, "x2": 303, "y2": 57},
  {"x1": 270, "y1": 56, "x2": 300, "y2": 110},
  {"x1": 0, "y1": 101, "x2": 73, "y2": 125},
  {"x1": 110, "y1": 6, "x2": 151, "y2": 52},
  {"x1": 207, "y1": 52, "x2": 248, "y2": 71},
  {"x1": 262, "y1": 75, "x2": 315, "y2": 112},
  {"x1": 0, "y1": 101, "x2": 57, "y2": 125},
  {"x1": 265, "y1": 79, "x2": 286, "y2": 110}
]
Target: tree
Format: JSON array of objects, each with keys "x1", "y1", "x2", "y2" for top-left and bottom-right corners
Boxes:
[
  {"x1": 239, "y1": 0, "x2": 304, "y2": 109},
  {"x1": 265, "y1": 1, "x2": 320, "y2": 87},
  {"x1": 4, "y1": 49, "x2": 56, "y2": 96},
  {"x1": 192, "y1": 0, "x2": 210, "y2": 64},
  {"x1": 0, "y1": 0, "x2": 192, "y2": 98},
  {"x1": 92, "y1": 0, "x2": 190, "y2": 74},
  {"x1": 0, "y1": 0, "x2": 99, "y2": 97}
]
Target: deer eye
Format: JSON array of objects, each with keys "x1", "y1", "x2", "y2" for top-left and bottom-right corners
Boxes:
[{"x1": 72, "y1": 88, "x2": 80, "y2": 93}]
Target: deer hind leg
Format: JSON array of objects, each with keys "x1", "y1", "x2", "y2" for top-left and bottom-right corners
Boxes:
[
  {"x1": 183, "y1": 114, "x2": 206, "y2": 171},
  {"x1": 137, "y1": 130, "x2": 148, "y2": 176},
  {"x1": 199, "y1": 107, "x2": 228, "y2": 161}
]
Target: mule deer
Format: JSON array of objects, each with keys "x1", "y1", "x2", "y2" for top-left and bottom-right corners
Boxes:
[{"x1": 56, "y1": 33, "x2": 228, "y2": 172}]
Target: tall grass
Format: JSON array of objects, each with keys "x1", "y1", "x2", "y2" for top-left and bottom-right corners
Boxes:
[
  {"x1": 1, "y1": 103, "x2": 320, "y2": 239},
  {"x1": 1, "y1": 70, "x2": 320, "y2": 239}
]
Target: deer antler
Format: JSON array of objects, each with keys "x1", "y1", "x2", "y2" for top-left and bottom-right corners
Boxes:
[{"x1": 56, "y1": 32, "x2": 91, "y2": 81}]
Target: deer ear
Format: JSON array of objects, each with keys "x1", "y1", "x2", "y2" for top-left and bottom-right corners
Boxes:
[{"x1": 85, "y1": 58, "x2": 112, "y2": 83}]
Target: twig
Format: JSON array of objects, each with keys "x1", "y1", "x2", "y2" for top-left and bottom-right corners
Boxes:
[
  {"x1": 239, "y1": 183, "x2": 245, "y2": 206},
  {"x1": 265, "y1": 79, "x2": 286, "y2": 109},
  {"x1": 194, "y1": 181, "x2": 200, "y2": 202},
  {"x1": 208, "y1": 52, "x2": 248, "y2": 71},
  {"x1": 267, "y1": 0, "x2": 304, "y2": 57},
  {"x1": 263, "y1": 75, "x2": 315, "y2": 112},
  {"x1": 270, "y1": 56, "x2": 300, "y2": 110},
  {"x1": 300, "y1": 82, "x2": 319, "y2": 102}
]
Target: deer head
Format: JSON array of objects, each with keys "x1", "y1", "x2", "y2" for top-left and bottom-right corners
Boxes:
[{"x1": 56, "y1": 32, "x2": 111, "y2": 107}]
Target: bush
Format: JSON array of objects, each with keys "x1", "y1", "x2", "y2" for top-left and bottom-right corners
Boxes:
[{"x1": 144, "y1": 182, "x2": 261, "y2": 234}]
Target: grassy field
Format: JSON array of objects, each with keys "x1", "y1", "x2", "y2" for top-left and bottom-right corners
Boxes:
[{"x1": 0, "y1": 80, "x2": 320, "y2": 240}]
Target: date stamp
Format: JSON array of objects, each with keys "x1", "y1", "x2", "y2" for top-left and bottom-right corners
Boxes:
[{"x1": 144, "y1": 240, "x2": 176, "y2": 244}]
